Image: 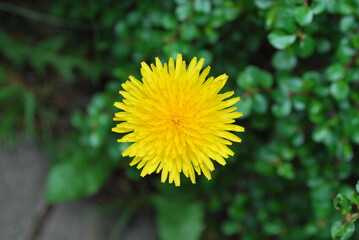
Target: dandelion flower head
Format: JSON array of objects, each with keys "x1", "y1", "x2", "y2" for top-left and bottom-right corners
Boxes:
[{"x1": 112, "y1": 54, "x2": 244, "y2": 186}]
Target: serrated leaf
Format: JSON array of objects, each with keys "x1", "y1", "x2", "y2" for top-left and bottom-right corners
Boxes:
[
  {"x1": 154, "y1": 197, "x2": 204, "y2": 240},
  {"x1": 46, "y1": 157, "x2": 110, "y2": 203}
]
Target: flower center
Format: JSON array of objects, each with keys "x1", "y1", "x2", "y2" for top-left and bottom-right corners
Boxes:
[{"x1": 170, "y1": 117, "x2": 183, "y2": 126}]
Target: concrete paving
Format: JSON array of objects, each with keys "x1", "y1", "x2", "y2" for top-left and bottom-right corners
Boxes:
[
  {"x1": 0, "y1": 139, "x2": 159, "y2": 240},
  {"x1": 0, "y1": 139, "x2": 47, "y2": 240}
]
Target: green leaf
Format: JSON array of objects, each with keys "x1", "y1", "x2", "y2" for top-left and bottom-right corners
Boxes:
[
  {"x1": 336, "y1": 142, "x2": 353, "y2": 162},
  {"x1": 272, "y1": 50, "x2": 297, "y2": 71},
  {"x1": 227, "y1": 194, "x2": 247, "y2": 219},
  {"x1": 254, "y1": 0, "x2": 274, "y2": 9},
  {"x1": 312, "y1": 0, "x2": 326, "y2": 14},
  {"x1": 350, "y1": 34, "x2": 359, "y2": 49},
  {"x1": 23, "y1": 92, "x2": 36, "y2": 136},
  {"x1": 278, "y1": 77, "x2": 302, "y2": 93},
  {"x1": 222, "y1": 221, "x2": 240, "y2": 236},
  {"x1": 340, "y1": 16, "x2": 356, "y2": 32},
  {"x1": 349, "y1": 190, "x2": 359, "y2": 207},
  {"x1": 302, "y1": 71, "x2": 321, "y2": 90},
  {"x1": 337, "y1": 0, "x2": 356, "y2": 15},
  {"x1": 235, "y1": 96, "x2": 252, "y2": 118},
  {"x1": 263, "y1": 219, "x2": 283, "y2": 235},
  {"x1": 266, "y1": 5, "x2": 277, "y2": 28},
  {"x1": 292, "y1": 95, "x2": 308, "y2": 111},
  {"x1": 258, "y1": 69, "x2": 273, "y2": 89},
  {"x1": 356, "y1": 181, "x2": 359, "y2": 194},
  {"x1": 272, "y1": 98, "x2": 291, "y2": 118},
  {"x1": 236, "y1": 68, "x2": 257, "y2": 90},
  {"x1": 277, "y1": 162, "x2": 295, "y2": 180},
  {"x1": 312, "y1": 125, "x2": 331, "y2": 143},
  {"x1": 161, "y1": 14, "x2": 177, "y2": 30},
  {"x1": 330, "y1": 82, "x2": 349, "y2": 101},
  {"x1": 154, "y1": 197, "x2": 204, "y2": 240},
  {"x1": 346, "y1": 68, "x2": 359, "y2": 83},
  {"x1": 46, "y1": 157, "x2": 110, "y2": 203},
  {"x1": 237, "y1": 66, "x2": 273, "y2": 90},
  {"x1": 314, "y1": 84, "x2": 329, "y2": 97},
  {"x1": 0, "y1": 67, "x2": 6, "y2": 83},
  {"x1": 275, "y1": 5, "x2": 297, "y2": 33},
  {"x1": 298, "y1": 35, "x2": 315, "y2": 58},
  {"x1": 326, "y1": 0, "x2": 340, "y2": 13},
  {"x1": 268, "y1": 31, "x2": 297, "y2": 50},
  {"x1": 176, "y1": 2, "x2": 192, "y2": 21},
  {"x1": 37, "y1": 37, "x2": 65, "y2": 52},
  {"x1": 317, "y1": 38, "x2": 332, "y2": 54},
  {"x1": 326, "y1": 64, "x2": 346, "y2": 82},
  {"x1": 337, "y1": 39, "x2": 356, "y2": 62},
  {"x1": 334, "y1": 194, "x2": 352, "y2": 214},
  {"x1": 292, "y1": 131, "x2": 305, "y2": 146},
  {"x1": 311, "y1": 180, "x2": 333, "y2": 220},
  {"x1": 295, "y1": 6, "x2": 313, "y2": 26},
  {"x1": 194, "y1": 0, "x2": 211, "y2": 13},
  {"x1": 180, "y1": 23, "x2": 200, "y2": 41},
  {"x1": 331, "y1": 221, "x2": 355, "y2": 240},
  {"x1": 308, "y1": 100, "x2": 325, "y2": 123},
  {"x1": 253, "y1": 93, "x2": 268, "y2": 114}
]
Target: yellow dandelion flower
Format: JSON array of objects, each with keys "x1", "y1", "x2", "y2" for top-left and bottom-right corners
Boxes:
[{"x1": 112, "y1": 54, "x2": 244, "y2": 186}]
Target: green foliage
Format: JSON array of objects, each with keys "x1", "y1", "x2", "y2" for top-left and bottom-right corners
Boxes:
[
  {"x1": 331, "y1": 182, "x2": 359, "y2": 240},
  {"x1": 294, "y1": 6, "x2": 313, "y2": 26},
  {"x1": 154, "y1": 196, "x2": 204, "y2": 240},
  {"x1": 1, "y1": 0, "x2": 359, "y2": 239},
  {"x1": 0, "y1": 31, "x2": 100, "y2": 82},
  {"x1": 0, "y1": 67, "x2": 51, "y2": 143},
  {"x1": 46, "y1": 82, "x2": 124, "y2": 202},
  {"x1": 268, "y1": 30, "x2": 297, "y2": 50},
  {"x1": 46, "y1": 153, "x2": 111, "y2": 202}
]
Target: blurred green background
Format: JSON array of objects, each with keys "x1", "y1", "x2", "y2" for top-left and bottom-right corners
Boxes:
[{"x1": 0, "y1": 0, "x2": 358, "y2": 239}]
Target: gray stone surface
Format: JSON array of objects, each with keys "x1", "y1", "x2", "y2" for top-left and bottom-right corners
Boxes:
[
  {"x1": 38, "y1": 202, "x2": 108, "y2": 240},
  {"x1": 121, "y1": 214, "x2": 158, "y2": 240},
  {"x1": 0, "y1": 139, "x2": 159, "y2": 240},
  {"x1": 0, "y1": 140, "x2": 47, "y2": 240}
]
